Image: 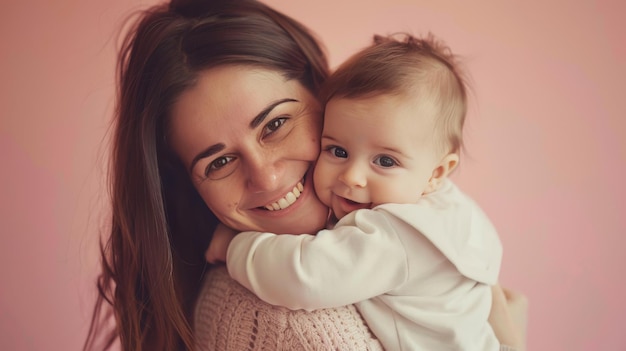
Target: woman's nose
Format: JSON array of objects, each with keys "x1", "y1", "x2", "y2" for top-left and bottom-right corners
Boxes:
[
  {"x1": 245, "y1": 151, "x2": 283, "y2": 192},
  {"x1": 338, "y1": 162, "x2": 367, "y2": 188}
]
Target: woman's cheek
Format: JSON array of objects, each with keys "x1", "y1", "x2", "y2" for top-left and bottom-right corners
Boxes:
[
  {"x1": 196, "y1": 181, "x2": 236, "y2": 221},
  {"x1": 296, "y1": 113, "x2": 323, "y2": 159}
]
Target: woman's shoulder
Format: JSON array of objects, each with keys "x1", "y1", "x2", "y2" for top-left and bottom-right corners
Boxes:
[{"x1": 194, "y1": 266, "x2": 383, "y2": 351}]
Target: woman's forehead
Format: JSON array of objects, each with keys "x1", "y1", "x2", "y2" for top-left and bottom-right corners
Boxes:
[{"x1": 173, "y1": 66, "x2": 305, "y2": 122}]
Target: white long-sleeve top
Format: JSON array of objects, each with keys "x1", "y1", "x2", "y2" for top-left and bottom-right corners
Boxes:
[{"x1": 226, "y1": 180, "x2": 502, "y2": 351}]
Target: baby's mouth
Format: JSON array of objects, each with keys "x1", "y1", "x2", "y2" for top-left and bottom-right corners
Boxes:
[{"x1": 263, "y1": 181, "x2": 304, "y2": 211}]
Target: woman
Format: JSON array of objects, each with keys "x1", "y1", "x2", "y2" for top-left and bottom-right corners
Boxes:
[{"x1": 84, "y1": 0, "x2": 527, "y2": 350}]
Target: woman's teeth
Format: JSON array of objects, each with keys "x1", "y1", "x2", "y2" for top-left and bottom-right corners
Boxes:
[{"x1": 265, "y1": 182, "x2": 304, "y2": 211}]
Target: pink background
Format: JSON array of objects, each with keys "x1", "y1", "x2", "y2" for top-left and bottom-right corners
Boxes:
[{"x1": 1, "y1": 0, "x2": 624, "y2": 350}]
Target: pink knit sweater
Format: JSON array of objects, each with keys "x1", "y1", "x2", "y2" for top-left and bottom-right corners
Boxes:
[
  {"x1": 194, "y1": 266, "x2": 518, "y2": 351},
  {"x1": 193, "y1": 266, "x2": 383, "y2": 351}
]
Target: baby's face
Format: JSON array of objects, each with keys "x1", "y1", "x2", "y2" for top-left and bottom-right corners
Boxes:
[{"x1": 313, "y1": 94, "x2": 445, "y2": 220}]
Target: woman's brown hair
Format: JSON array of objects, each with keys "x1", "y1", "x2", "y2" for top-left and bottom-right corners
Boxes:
[{"x1": 84, "y1": 1, "x2": 329, "y2": 350}]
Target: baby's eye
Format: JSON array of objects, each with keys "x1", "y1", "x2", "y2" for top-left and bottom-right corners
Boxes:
[
  {"x1": 373, "y1": 155, "x2": 397, "y2": 168},
  {"x1": 205, "y1": 156, "x2": 236, "y2": 177},
  {"x1": 263, "y1": 117, "x2": 288, "y2": 135},
  {"x1": 329, "y1": 146, "x2": 348, "y2": 158}
]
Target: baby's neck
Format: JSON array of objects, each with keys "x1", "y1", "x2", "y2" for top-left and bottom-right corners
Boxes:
[{"x1": 326, "y1": 212, "x2": 340, "y2": 228}]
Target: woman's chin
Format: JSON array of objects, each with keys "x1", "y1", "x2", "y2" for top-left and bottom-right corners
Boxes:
[
  {"x1": 271, "y1": 202, "x2": 328, "y2": 234},
  {"x1": 269, "y1": 204, "x2": 328, "y2": 234},
  {"x1": 226, "y1": 200, "x2": 328, "y2": 234},
  {"x1": 286, "y1": 216, "x2": 327, "y2": 234},
  {"x1": 261, "y1": 174, "x2": 329, "y2": 234}
]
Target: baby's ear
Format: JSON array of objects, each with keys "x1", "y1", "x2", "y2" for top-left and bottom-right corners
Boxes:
[{"x1": 424, "y1": 153, "x2": 459, "y2": 194}]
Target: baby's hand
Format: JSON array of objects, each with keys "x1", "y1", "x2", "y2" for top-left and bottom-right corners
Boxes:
[{"x1": 205, "y1": 223, "x2": 238, "y2": 264}]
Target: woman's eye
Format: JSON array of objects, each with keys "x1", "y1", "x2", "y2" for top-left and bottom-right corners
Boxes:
[
  {"x1": 263, "y1": 117, "x2": 288, "y2": 135},
  {"x1": 205, "y1": 156, "x2": 235, "y2": 176},
  {"x1": 329, "y1": 146, "x2": 348, "y2": 158},
  {"x1": 374, "y1": 155, "x2": 397, "y2": 168}
]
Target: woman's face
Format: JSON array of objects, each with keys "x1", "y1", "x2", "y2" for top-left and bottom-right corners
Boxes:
[{"x1": 169, "y1": 65, "x2": 329, "y2": 234}]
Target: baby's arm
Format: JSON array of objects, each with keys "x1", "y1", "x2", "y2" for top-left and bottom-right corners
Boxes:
[
  {"x1": 205, "y1": 223, "x2": 238, "y2": 264},
  {"x1": 226, "y1": 210, "x2": 411, "y2": 311}
]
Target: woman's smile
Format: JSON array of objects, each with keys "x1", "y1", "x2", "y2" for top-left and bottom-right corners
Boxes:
[
  {"x1": 263, "y1": 179, "x2": 304, "y2": 211},
  {"x1": 248, "y1": 171, "x2": 315, "y2": 218}
]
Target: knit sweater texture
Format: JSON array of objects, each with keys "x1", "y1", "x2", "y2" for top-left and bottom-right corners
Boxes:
[
  {"x1": 194, "y1": 266, "x2": 383, "y2": 351},
  {"x1": 194, "y1": 266, "x2": 519, "y2": 351}
]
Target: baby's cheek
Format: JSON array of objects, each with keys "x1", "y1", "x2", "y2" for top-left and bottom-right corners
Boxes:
[
  {"x1": 313, "y1": 181, "x2": 332, "y2": 208},
  {"x1": 312, "y1": 169, "x2": 332, "y2": 207}
]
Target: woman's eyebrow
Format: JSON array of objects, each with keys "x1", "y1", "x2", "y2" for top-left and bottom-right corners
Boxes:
[
  {"x1": 189, "y1": 98, "x2": 299, "y2": 173},
  {"x1": 189, "y1": 143, "x2": 225, "y2": 174},
  {"x1": 249, "y1": 98, "x2": 298, "y2": 128}
]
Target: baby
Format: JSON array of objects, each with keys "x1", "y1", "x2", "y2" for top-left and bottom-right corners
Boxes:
[{"x1": 208, "y1": 33, "x2": 502, "y2": 350}]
